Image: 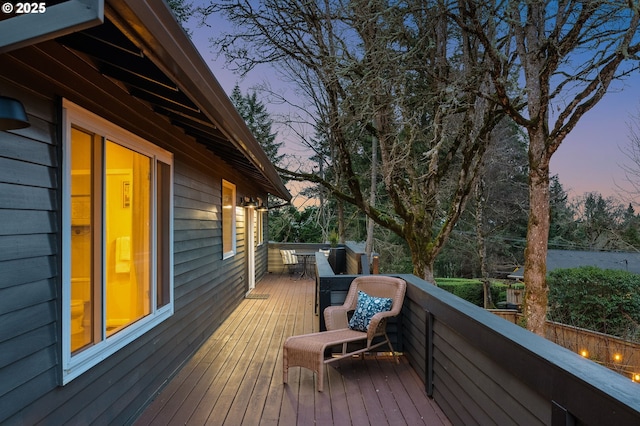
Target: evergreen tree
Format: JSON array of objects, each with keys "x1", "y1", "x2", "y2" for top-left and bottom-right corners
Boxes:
[
  {"x1": 621, "y1": 204, "x2": 640, "y2": 250},
  {"x1": 548, "y1": 175, "x2": 578, "y2": 249},
  {"x1": 166, "y1": 0, "x2": 193, "y2": 35},
  {"x1": 230, "y1": 85, "x2": 284, "y2": 166}
]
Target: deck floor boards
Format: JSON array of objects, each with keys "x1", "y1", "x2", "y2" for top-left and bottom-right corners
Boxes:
[{"x1": 135, "y1": 274, "x2": 450, "y2": 425}]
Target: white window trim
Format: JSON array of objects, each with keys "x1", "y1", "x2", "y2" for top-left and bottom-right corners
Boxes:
[
  {"x1": 256, "y1": 209, "x2": 264, "y2": 246},
  {"x1": 222, "y1": 179, "x2": 237, "y2": 259},
  {"x1": 61, "y1": 100, "x2": 174, "y2": 384},
  {"x1": 255, "y1": 197, "x2": 265, "y2": 247}
]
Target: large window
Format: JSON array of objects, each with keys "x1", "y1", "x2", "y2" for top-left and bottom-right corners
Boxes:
[
  {"x1": 62, "y1": 100, "x2": 173, "y2": 383},
  {"x1": 222, "y1": 180, "x2": 236, "y2": 258}
]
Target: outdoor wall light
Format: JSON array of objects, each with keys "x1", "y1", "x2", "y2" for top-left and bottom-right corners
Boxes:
[
  {"x1": 0, "y1": 96, "x2": 30, "y2": 130},
  {"x1": 257, "y1": 203, "x2": 268, "y2": 212},
  {"x1": 240, "y1": 196, "x2": 258, "y2": 208}
]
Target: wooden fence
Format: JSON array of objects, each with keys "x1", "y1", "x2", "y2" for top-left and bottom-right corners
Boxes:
[{"x1": 489, "y1": 309, "x2": 640, "y2": 381}]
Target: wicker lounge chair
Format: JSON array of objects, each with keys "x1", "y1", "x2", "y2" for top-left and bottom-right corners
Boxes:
[{"x1": 283, "y1": 275, "x2": 407, "y2": 391}]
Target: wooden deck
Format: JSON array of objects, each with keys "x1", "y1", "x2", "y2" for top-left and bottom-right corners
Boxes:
[{"x1": 134, "y1": 274, "x2": 450, "y2": 425}]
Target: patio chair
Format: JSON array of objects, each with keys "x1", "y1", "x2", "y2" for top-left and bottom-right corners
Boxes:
[
  {"x1": 280, "y1": 249, "x2": 300, "y2": 276},
  {"x1": 283, "y1": 275, "x2": 407, "y2": 391}
]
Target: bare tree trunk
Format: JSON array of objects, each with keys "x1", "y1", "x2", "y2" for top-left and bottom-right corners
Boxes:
[
  {"x1": 523, "y1": 135, "x2": 551, "y2": 335},
  {"x1": 449, "y1": 1, "x2": 640, "y2": 335},
  {"x1": 365, "y1": 126, "x2": 378, "y2": 261},
  {"x1": 337, "y1": 198, "x2": 345, "y2": 244},
  {"x1": 209, "y1": 0, "x2": 565, "y2": 296},
  {"x1": 406, "y1": 234, "x2": 437, "y2": 284},
  {"x1": 476, "y1": 177, "x2": 493, "y2": 309}
]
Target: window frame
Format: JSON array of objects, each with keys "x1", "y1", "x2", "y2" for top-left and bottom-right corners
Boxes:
[
  {"x1": 221, "y1": 179, "x2": 237, "y2": 259},
  {"x1": 61, "y1": 100, "x2": 174, "y2": 384},
  {"x1": 256, "y1": 201, "x2": 264, "y2": 246}
]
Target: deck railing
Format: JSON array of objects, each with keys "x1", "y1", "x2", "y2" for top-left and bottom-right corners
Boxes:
[
  {"x1": 267, "y1": 241, "x2": 369, "y2": 275},
  {"x1": 314, "y1": 255, "x2": 640, "y2": 425}
]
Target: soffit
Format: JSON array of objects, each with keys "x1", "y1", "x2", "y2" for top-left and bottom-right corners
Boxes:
[{"x1": 56, "y1": 11, "x2": 290, "y2": 200}]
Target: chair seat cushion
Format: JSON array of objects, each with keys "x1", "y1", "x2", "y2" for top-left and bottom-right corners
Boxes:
[
  {"x1": 348, "y1": 290, "x2": 393, "y2": 331},
  {"x1": 281, "y1": 249, "x2": 298, "y2": 264}
]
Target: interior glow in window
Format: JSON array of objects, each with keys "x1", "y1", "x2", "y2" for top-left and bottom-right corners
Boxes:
[
  {"x1": 63, "y1": 100, "x2": 173, "y2": 383},
  {"x1": 222, "y1": 180, "x2": 236, "y2": 258}
]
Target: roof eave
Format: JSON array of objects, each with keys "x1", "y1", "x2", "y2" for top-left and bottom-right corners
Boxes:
[{"x1": 105, "y1": 0, "x2": 291, "y2": 201}]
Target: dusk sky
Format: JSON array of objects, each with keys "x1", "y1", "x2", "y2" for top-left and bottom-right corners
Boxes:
[
  {"x1": 188, "y1": 11, "x2": 640, "y2": 206},
  {"x1": 550, "y1": 81, "x2": 640, "y2": 203}
]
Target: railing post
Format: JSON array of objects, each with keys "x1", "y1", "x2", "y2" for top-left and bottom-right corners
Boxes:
[
  {"x1": 360, "y1": 254, "x2": 370, "y2": 275},
  {"x1": 318, "y1": 277, "x2": 331, "y2": 331},
  {"x1": 426, "y1": 309, "x2": 434, "y2": 397},
  {"x1": 552, "y1": 401, "x2": 577, "y2": 426}
]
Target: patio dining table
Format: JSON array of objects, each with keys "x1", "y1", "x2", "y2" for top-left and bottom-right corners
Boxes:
[{"x1": 293, "y1": 251, "x2": 316, "y2": 279}]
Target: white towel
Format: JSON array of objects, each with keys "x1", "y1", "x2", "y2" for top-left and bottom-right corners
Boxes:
[{"x1": 115, "y1": 236, "x2": 131, "y2": 273}]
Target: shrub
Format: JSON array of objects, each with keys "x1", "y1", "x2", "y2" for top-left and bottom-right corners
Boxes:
[
  {"x1": 437, "y1": 278, "x2": 502, "y2": 307},
  {"x1": 547, "y1": 266, "x2": 640, "y2": 341}
]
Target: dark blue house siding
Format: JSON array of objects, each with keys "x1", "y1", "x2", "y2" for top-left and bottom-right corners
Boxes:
[{"x1": 0, "y1": 47, "x2": 268, "y2": 426}]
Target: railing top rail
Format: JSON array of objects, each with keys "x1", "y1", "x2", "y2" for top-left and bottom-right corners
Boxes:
[
  {"x1": 317, "y1": 269, "x2": 640, "y2": 424},
  {"x1": 397, "y1": 273, "x2": 640, "y2": 424}
]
